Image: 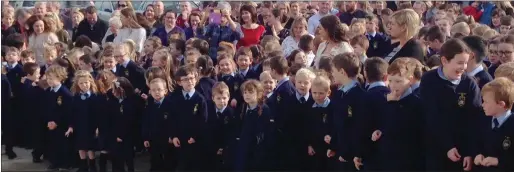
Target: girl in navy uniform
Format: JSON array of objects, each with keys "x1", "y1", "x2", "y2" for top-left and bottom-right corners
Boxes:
[
  {"x1": 235, "y1": 80, "x2": 274, "y2": 171},
  {"x1": 195, "y1": 56, "x2": 216, "y2": 101},
  {"x1": 68, "y1": 71, "x2": 101, "y2": 172},
  {"x1": 475, "y1": 78, "x2": 514, "y2": 171},
  {"x1": 43, "y1": 65, "x2": 74, "y2": 171},
  {"x1": 217, "y1": 54, "x2": 245, "y2": 108},
  {"x1": 78, "y1": 54, "x2": 99, "y2": 79},
  {"x1": 94, "y1": 71, "x2": 117, "y2": 172},
  {"x1": 143, "y1": 78, "x2": 173, "y2": 171},
  {"x1": 169, "y1": 65, "x2": 209, "y2": 171},
  {"x1": 110, "y1": 77, "x2": 137, "y2": 172}
]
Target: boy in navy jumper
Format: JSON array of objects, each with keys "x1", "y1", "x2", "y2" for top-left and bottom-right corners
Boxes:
[
  {"x1": 474, "y1": 77, "x2": 514, "y2": 171},
  {"x1": 372, "y1": 58, "x2": 424, "y2": 170},
  {"x1": 169, "y1": 65, "x2": 209, "y2": 171},
  {"x1": 236, "y1": 47, "x2": 259, "y2": 80},
  {"x1": 488, "y1": 39, "x2": 501, "y2": 78},
  {"x1": 365, "y1": 15, "x2": 390, "y2": 58},
  {"x1": 113, "y1": 43, "x2": 146, "y2": 92},
  {"x1": 1, "y1": 64, "x2": 16, "y2": 159},
  {"x1": 462, "y1": 35, "x2": 493, "y2": 89},
  {"x1": 329, "y1": 53, "x2": 366, "y2": 171},
  {"x1": 20, "y1": 63, "x2": 44, "y2": 162},
  {"x1": 5, "y1": 47, "x2": 25, "y2": 147},
  {"x1": 494, "y1": 62, "x2": 514, "y2": 82},
  {"x1": 143, "y1": 78, "x2": 173, "y2": 171},
  {"x1": 306, "y1": 75, "x2": 332, "y2": 171},
  {"x1": 408, "y1": 58, "x2": 427, "y2": 96},
  {"x1": 498, "y1": 35, "x2": 514, "y2": 66},
  {"x1": 420, "y1": 39, "x2": 482, "y2": 171},
  {"x1": 425, "y1": 26, "x2": 446, "y2": 58},
  {"x1": 354, "y1": 57, "x2": 390, "y2": 171}
]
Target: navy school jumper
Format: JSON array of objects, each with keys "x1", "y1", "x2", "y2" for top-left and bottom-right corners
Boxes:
[
  {"x1": 305, "y1": 98, "x2": 333, "y2": 171},
  {"x1": 70, "y1": 92, "x2": 100, "y2": 150},
  {"x1": 195, "y1": 77, "x2": 217, "y2": 101},
  {"x1": 206, "y1": 102, "x2": 238, "y2": 170},
  {"x1": 476, "y1": 112, "x2": 514, "y2": 171}
]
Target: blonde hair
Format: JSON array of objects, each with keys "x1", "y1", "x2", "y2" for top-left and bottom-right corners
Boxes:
[
  {"x1": 259, "y1": 70, "x2": 273, "y2": 81},
  {"x1": 472, "y1": 24, "x2": 489, "y2": 37},
  {"x1": 312, "y1": 75, "x2": 331, "y2": 92},
  {"x1": 481, "y1": 77, "x2": 514, "y2": 109},
  {"x1": 149, "y1": 78, "x2": 168, "y2": 92},
  {"x1": 483, "y1": 29, "x2": 499, "y2": 41},
  {"x1": 43, "y1": 13, "x2": 63, "y2": 32},
  {"x1": 46, "y1": 65, "x2": 68, "y2": 82},
  {"x1": 495, "y1": 62, "x2": 514, "y2": 82},
  {"x1": 290, "y1": 17, "x2": 308, "y2": 38},
  {"x1": 109, "y1": 16, "x2": 123, "y2": 29},
  {"x1": 67, "y1": 48, "x2": 85, "y2": 69},
  {"x1": 44, "y1": 45, "x2": 58, "y2": 63},
  {"x1": 123, "y1": 40, "x2": 136, "y2": 61},
  {"x1": 391, "y1": 9, "x2": 421, "y2": 39},
  {"x1": 295, "y1": 68, "x2": 316, "y2": 81},
  {"x1": 71, "y1": 70, "x2": 98, "y2": 95},
  {"x1": 451, "y1": 22, "x2": 470, "y2": 37}
]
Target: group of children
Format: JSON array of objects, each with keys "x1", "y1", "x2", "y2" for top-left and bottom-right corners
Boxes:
[{"x1": 2, "y1": 27, "x2": 514, "y2": 172}]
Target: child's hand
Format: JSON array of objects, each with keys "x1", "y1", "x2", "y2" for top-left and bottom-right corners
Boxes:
[
  {"x1": 135, "y1": 88, "x2": 141, "y2": 94},
  {"x1": 217, "y1": 148, "x2": 223, "y2": 155},
  {"x1": 20, "y1": 76, "x2": 26, "y2": 83},
  {"x1": 47, "y1": 121, "x2": 57, "y2": 130},
  {"x1": 307, "y1": 145, "x2": 315, "y2": 156},
  {"x1": 65, "y1": 127, "x2": 73, "y2": 137},
  {"x1": 387, "y1": 90, "x2": 400, "y2": 101},
  {"x1": 447, "y1": 147, "x2": 462, "y2": 162},
  {"x1": 338, "y1": 156, "x2": 347, "y2": 162},
  {"x1": 353, "y1": 157, "x2": 363, "y2": 170},
  {"x1": 144, "y1": 141, "x2": 150, "y2": 148},
  {"x1": 141, "y1": 93, "x2": 148, "y2": 100},
  {"x1": 230, "y1": 99, "x2": 237, "y2": 107},
  {"x1": 95, "y1": 128, "x2": 99, "y2": 137},
  {"x1": 481, "y1": 157, "x2": 498, "y2": 167},
  {"x1": 188, "y1": 137, "x2": 195, "y2": 144},
  {"x1": 474, "y1": 154, "x2": 484, "y2": 166},
  {"x1": 172, "y1": 137, "x2": 181, "y2": 147},
  {"x1": 324, "y1": 135, "x2": 331, "y2": 144},
  {"x1": 116, "y1": 137, "x2": 123, "y2": 142},
  {"x1": 463, "y1": 156, "x2": 472, "y2": 171},
  {"x1": 371, "y1": 130, "x2": 382, "y2": 141},
  {"x1": 326, "y1": 149, "x2": 335, "y2": 158}
]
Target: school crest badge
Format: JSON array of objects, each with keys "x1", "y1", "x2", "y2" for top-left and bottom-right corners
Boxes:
[
  {"x1": 120, "y1": 105, "x2": 124, "y2": 113},
  {"x1": 458, "y1": 93, "x2": 466, "y2": 107},
  {"x1": 373, "y1": 42, "x2": 378, "y2": 49},
  {"x1": 322, "y1": 114, "x2": 327, "y2": 123},
  {"x1": 277, "y1": 94, "x2": 281, "y2": 103},
  {"x1": 193, "y1": 104, "x2": 198, "y2": 114},
  {"x1": 164, "y1": 112, "x2": 168, "y2": 120},
  {"x1": 348, "y1": 106, "x2": 353, "y2": 117},
  {"x1": 503, "y1": 137, "x2": 511, "y2": 150},
  {"x1": 234, "y1": 83, "x2": 239, "y2": 90},
  {"x1": 57, "y1": 96, "x2": 62, "y2": 105},
  {"x1": 224, "y1": 116, "x2": 229, "y2": 124},
  {"x1": 124, "y1": 69, "x2": 129, "y2": 77}
]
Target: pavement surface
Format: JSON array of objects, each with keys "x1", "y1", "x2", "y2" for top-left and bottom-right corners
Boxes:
[{"x1": 2, "y1": 146, "x2": 150, "y2": 171}]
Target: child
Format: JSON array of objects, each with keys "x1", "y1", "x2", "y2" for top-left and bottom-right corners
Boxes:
[
  {"x1": 235, "y1": 79, "x2": 273, "y2": 171},
  {"x1": 408, "y1": 58, "x2": 427, "y2": 96},
  {"x1": 306, "y1": 75, "x2": 332, "y2": 171},
  {"x1": 151, "y1": 50, "x2": 174, "y2": 77},
  {"x1": 287, "y1": 50, "x2": 308, "y2": 67},
  {"x1": 350, "y1": 35, "x2": 369, "y2": 63},
  {"x1": 207, "y1": 82, "x2": 237, "y2": 170},
  {"x1": 142, "y1": 78, "x2": 173, "y2": 171},
  {"x1": 499, "y1": 16, "x2": 513, "y2": 35},
  {"x1": 20, "y1": 63, "x2": 44, "y2": 162},
  {"x1": 140, "y1": 36, "x2": 162, "y2": 69},
  {"x1": 372, "y1": 58, "x2": 424, "y2": 170},
  {"x1": 425, "y1": 25, "x2": 446, "y2": 58},
  {"x1": 261, "y1": 58, "x2": 272, "y2": 72},
  {"x1": 260, "y1": 71, "x2": 277, "y2": 100},
  {"x1": 195, "y1": 55, "x2": 216, "y2": 100},
  {"x1": 488, "y1": 39, "x2": 501, "y2": 78},
  {"x1": 365, "y1": 14, "x2": 390, "y2": 58},
  {"x1": 113, "y1": 43, "x2": 146, "y2": 92},
  {"x1": 43, "y1": 65, "x2": 74, "y2": 170},
  {"x1": 169, "y1": 65, "x2": 208, "y2": 171},
  {"x1": 5, "y1": 47, "x2": 23, "y2": 102},
  {"x1": 329, "y1": 53, "x2": 366, "y2": 170},
  {"x1": 169, "y1": 39, "x2": 186, "y2": 66},
  {"x1": 110, "y1": 77, "x2": 137, "y2": 172},
  {"x1": 354, "y1": 57, "x2": 391, "y2": 171},
  {"x1": 462, "y1": 35, "x2": 493, "y2": 89},
  {"x1": 93, "y1": 71, "x2": 117, "y2": 172},
  {"x1": 298, "y1": 35, "x2": 316, "y2": 67},
  {"x1": 288, "y1": 63, "x2": 303, "y2": 84},
  {"x1": 20, "y1": 49, "x2": 35, "y2": 65},
  {"x1": 236, "y1": 47, "x2": 258, "y2": 80},
  {"x1": 41, "y1": 45, "x2": 59, "y2": 76},
  {"x1": 2, "y1": 62, "x2": 17, "y2": 159},
  {"x1": 79, "y1": 54, "x2": 98, "y2": 79},
  {"x1": 185, "y1": 48, "x2": 201, "y2": 66},
  {"x1": 474, "y1": 77, "x2": 514, "y2": 171},
  {"x1": 420, "y1": 39, "x2": 482, "y2": 171},
  {"x1": 498, "y1": 35, "x2": 514, "y2": 64},
  {"x1": 68, "y1": 71, "x2": 99, "y2": 171},
  {"x1": 494, "y1": 62, "x2": 514, "y2": 81},
  {"x1": 217, "y1": 54, "x2": 245, "y2": 108},
  {"x1": 101, "y1": 51, "x2": 117, "y2": 74}
]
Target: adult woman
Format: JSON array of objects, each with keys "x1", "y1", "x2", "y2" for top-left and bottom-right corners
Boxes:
[
  {"x1": 264, "y1": 8, "x2": 289, "y2": 44},
  {"x1": 237, "y1": 4, "x2": 265, "y2": 49},
  {"x1": 44, "y1": 13, "x2": 70, "y2": 44},
  {"x1": 9, "y1": 9, "x2": 31, "y2": 40},
  {"x1": 152, "y1": 9, "x2": 185, "y2": 46},
  {"x1": 384, "y1": 9, "x2": 424, "y2": 64},
  {"x1": 314, "y1": 15, "x2": 353, "y2": 69},
  {"x1": 143, "y1": 4, "x2": 159, "y2": 31},
  {"x1": 203, "y1": 7, "x2": 241, "y2": 59},
  {"x1": 116, "y1": 0, "x2": 133, "y2": 10},
  {"x1": 27, "y1": 15, "x2": 59, "y2": 66},
  {"x1": 70, "y1": 8, "x2": 84, "y2": 39},
  {"x1": 114, "y1": 8, "x2": 146, "y2": 53},
  {"x1": 103, "y1": 17, "x2": 122, "y2": 44},
  {"x1": 281, "y1": 17, "x2": 309, "y2": 56},
  {"x1": 184, "y1": 12, "x2": 204, "y2": 40},
  {"x1": 136, "y1": 13, "x2": 152, "y2": 37}
]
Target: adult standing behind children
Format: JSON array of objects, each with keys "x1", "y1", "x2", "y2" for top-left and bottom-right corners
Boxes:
[
  {"x1": 383, "y1": 9, "x2": 424, "y2": 64},
  {"x1": 314, "y1": 15, "x2": 353, "y2": 69}
]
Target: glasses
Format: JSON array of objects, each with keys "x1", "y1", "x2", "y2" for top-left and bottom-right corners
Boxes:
[
  {"x1": 489, "y1": 50, "x2": 498, "y2": 55},
  {"x1": 498, "y1": 50, "x2": 514, "y2": 56}
]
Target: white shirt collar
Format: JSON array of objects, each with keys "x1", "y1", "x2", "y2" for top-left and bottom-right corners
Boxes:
[
  {"x1": 296, "y1": 91, "x2": 310, "y2": 102},
  {"x1": 52, "y1": 84, "x2": 62, "y2": 93},
  {"x1": 182, "y1": 89, "x2": 195, "y2": 98},
  {"x1": 493, "y1": 110, "x2": 512, "y2": 128},
  {"x1": 216, "y1": 106, "x2": 227, "y2": 114},
  {"x1": 266, "y1": 92, "x2": 273, "y2": 98},
  {"x1": 467, "y1": 65, "x2": 484, "y2": 77},
  {"x1": 312, "y1": 98, "x2": 330, "y2": 108}
]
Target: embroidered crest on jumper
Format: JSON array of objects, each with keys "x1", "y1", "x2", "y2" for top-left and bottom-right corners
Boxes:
[
  {"x1": 322, "y1": 114, "x2": 327, "y2": 123},
  {"x1": 277, "y1": 95, "x2": 281, "y2": 102},
  {"x1": 503, "y1": 137, "x2": 511, "y2": 150},
  {"x1": 124, "y1": 69, "x2": 129, "y2": 76},
  {"x1": 57, "y1": 96, "x2": 62, "y2": 105},
  {"x1": 193, "y1": 104, "x2": 198, "y2": 114},
  {"x1": 224, "y1": 116, "x2": 229, "y2": 124},
  {"x1": 234, "y1": 82, "x2": 239, "y2": 90},
  {"x1": 120, "y1": 105, "x2": 124, "y2": 113},
  {"x1": 458, "y1": 93, "x2": 466, "y2": 107},
  {"x1": 164, "y1": 112, "x2": 168, "y2": 120},
  {"x1": 348, "y1": 106, "x2": 353, "y2": 117}
]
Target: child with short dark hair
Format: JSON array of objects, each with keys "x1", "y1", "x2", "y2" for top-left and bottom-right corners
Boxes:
[
  {"x1": 474, "y1": 77, "x2": 514, "y2": 171},
  {"x1": 298, "y1": 35, "x2": 316, "y2": 66},
  {"x1": 499, "y1": 16, "x2": 513, "y2": 35},
  {"x1": 498, "y1": 35, "x2": 514, "y2": 64},
  {"x1": 425, "y1": 25, "x2": 446, "y2": 58},
  {"x1": 20, "y1": 49, "x2": 35, "y2": 65},
  {"x1": 236, "y1": 47, "x2": 258, "y2": 80},
  {"x1": 79, "y1": 54, "x2": 98, "y2": 78},
  {"x1": 462, "y1": 35, "x2": 493, "y2": 89},
  {"x1": 365, "y1": 14, "x2": 390, "y2": 58},
  {"x1": 420, "y1": 39, "x2": 482, "y2": 171},
  {"x1": 169, "y1": 39, "x2": 186, "y2": 66}
]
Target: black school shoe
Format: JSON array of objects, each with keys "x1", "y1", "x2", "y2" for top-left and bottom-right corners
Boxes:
[
  {"x1": 46, "y1": 165, "x2": 59, "y2": 171},
  {"x1": 6, "y1": 152, "x2": 17, "y2": 159},
  {"x1": 32, "y1": 152, "x2": 43, "y2": 163}
]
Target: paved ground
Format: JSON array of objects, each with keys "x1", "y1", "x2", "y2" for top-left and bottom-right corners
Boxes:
[{"x1": 2, "y1": 147, "x2": 150, "y2": 171}]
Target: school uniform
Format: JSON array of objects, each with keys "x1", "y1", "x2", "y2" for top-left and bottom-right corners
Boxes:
[
  {"x1": 375, "y1": 88, "x2": 424, "y2": 170},
  {"x1": 234, "y1": 104, "x2": 274, "y2": 171},
  {"x1": 169, "y1": 89, "x2": 209, "y2": 171},
  {"x1": 206, "y1": 103, "x2": 237, "y2": 170},
  {"x1": 468, "y1": 65, "x2": 493, "y2": 89},
  {"x1": 95, "y1": 90, "x2": 116, "y2": 172},
  {"x1": 238, "y1": 67, "x2": 259, "y2": 80},
  {"x1": 43, "y1": 84, "x2": 74, "y2": 169},
  {"x1": 306, "y1": 98, "x2": 333, "y2": 171},
  {"x1": 366, "y1": 32, "x2": 391, "y2": 58},
  {"x1": 426, "y1": 47, "x2": 439, "y2": 59},
  {"x1": 115, "y1": 60, "x2": 146, "y2": 91},
  {"x1": 217, "y1": 73, "x2": 245, "y2": 104},
  {"x1": 411, "y1": 81, "x2": 421, "y2": 97},
  {"x1": 1, "y1": 74, "x2": 15, "y2": 158},
  {"x1": 142, "y1": 95, "x2": 173, "y2": 171},
  {"x1": 19, "y1": 79, "x2": 46, "y2": 161},
  {"x1": 110, "y1": 95, "x2": 138, "y2": 172},
  {"x1": 476, "y1": 111, "x2": 514, "y2": 171},
  {"x1": 331, "y1": 80, "x2": 366, "y2": 170},
  {"x1": 195, "y1": 77, "x2": 216, "y2": 101},
  {"x1": 355, "y1": 81, "x2": 390, "y2": 170},
  {"x1": 40, "y1": 64, "x2": 48, "y2": 77},
  {"x1": 488, "y1": 63, "x2": 499, "y2": 78},
  {"x1": 420, "y1": 67, "x2": 482, "y2": 171},
  {"x1": 70, "y1": 91, "x2": 100, "y2": 170},
  {"x1": 6, "y1": 63, "x2": 25, "y2": 146}
]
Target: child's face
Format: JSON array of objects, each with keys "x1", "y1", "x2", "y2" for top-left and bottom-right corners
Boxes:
[
  {"x1": 186, "y1": 54, "x2": 198, "y2": 65},
  {"x1": 331, "y1": 66, "x2": 347, "y2": 85},
  {"x1": 5, "y1": 51, "x2": 19, "y2": 64},
  {"x1": 21, "y1": 57, "x2": 35, "y2": 65},
  {"x1": 144, "y1": 41, "x2": 154, "y2": 54},
  {"x1": 263, "y1": 65, "x2": 271, "y2": 72},
  {"x1": 179, "y1": 73, "x2": 196, "y2": 91},
  {"x1": 387, "y1": 74, "x2": 411, "y2": 97},
  {"x1": 218, "y1": 59, "x2": 233, "y2": 74},
  {"x1": 45, "y1": 50, "x2": 57, "y2": 65},
  {"x1": 46, "y1": 73, "x2": 61, "y2": 87},
  {"x1": 237, "y1": 55, "x2": 252, "y2": 70},
  {"x1": 294, "y1": 52, "x2": 307, "y2": 66},
  {"x1": 169, "y1": 43, "x2": 179, "y2": 56},
  {"x1": 243, "y1": 90, "x2": 258, "y2": 105},
  {"x1": 295, "y1": 75, "x2": 312, "y2": 96},
  {"x1": 103, "y1": 57, "x2": 116, "y2": 70},
  {"x1": 213, "y1": 92, "x2": 229, "y2": 109},
  {"x1": 311, "y1": 86, "x2": 329, "y2": 104},
  {"x1": 78, "y1": 60, "x2": 91, "y2": 70},
  {"x1": 482, "y1": 92, "x2": 507, "y2": 116},
  {"x1": 435, "y1": 19, "x2": 450, "y2": 34},
  {"x1": 489, "y1": 44, "x2": 500, "y2": 64},
  {"x1": 2, "y1": 13, "x2": 14, "y2": 27},
  {"x1": 500, "y1": 25, "x2": 511, "y2": 35},
  {"x1": 365, "y1": 20, "x2": 376, "y2": 33},
  {"x1": 352, "y1": 44, "x2": 365, "y2": 56},
  {"x1": 150, "y1": 82, "x2": 167, "y2": 101},
  {"x1": 152, "y1": 58, "x2": 165, "y2": 68},
  {"x1": 498, "y1": 43, "x2": 514, "y2": 63},
  {"x1": 28, "y1": 68, "x2": 41, "y2": 80},
  {"x1": 428, "y1": 39, "x2": 442, "y2": 51},
  {"x1": 492, "y1": 16, "x2": 501, "y2": 27},
  {"x1": 260, "y1": 75, "x2": 276, "y2": 95},
  {"x1": 78, "y1": 77, "x2": 92, "y2": 93},
  {"x1": 441, "y1": 53, "x2": 470, "y2": 80}
]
